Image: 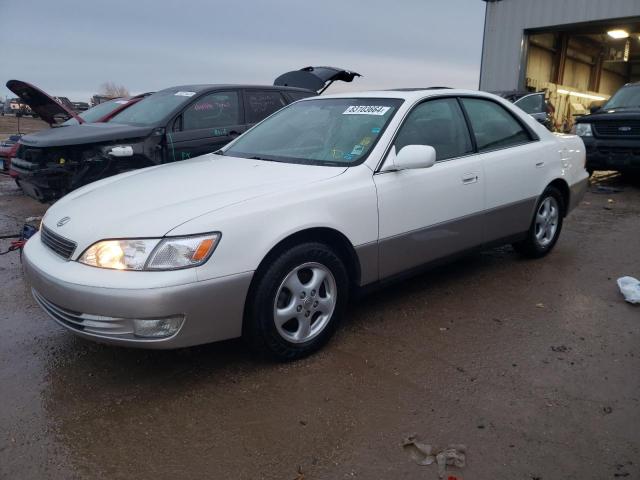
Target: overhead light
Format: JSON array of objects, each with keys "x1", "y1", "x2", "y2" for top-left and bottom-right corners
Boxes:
[
  {"x1": 556, "y1": 89, "x2": 607, "y2": 101},
  {"x1": 607, "y1": 29, "x2": 629, "y2": 39}
]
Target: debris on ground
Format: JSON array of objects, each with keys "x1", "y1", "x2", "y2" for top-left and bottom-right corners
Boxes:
[
  {"x1": 535, "y1": 303, "x2": 545, "y2": 308},
  {"x1": 402, "y1": 435, "x2": 466, "y2": 478},
  {"x1": 617, "y1": 277, "x2": 640, "y2": 304},
  {"x1": 293, "y1": 465, "x2": 304, "y2": 480},
  {"x1": 594, "y1": 186, "x2": 622, "y2": 194}
]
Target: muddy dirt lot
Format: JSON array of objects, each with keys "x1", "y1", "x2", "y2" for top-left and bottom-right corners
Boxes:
[
  {"x1": 0, "y1": 173, "x2": 638, "y2": 479},
  {"x1": 0, "y1": 115, "x2": 49, "y2": 137}
]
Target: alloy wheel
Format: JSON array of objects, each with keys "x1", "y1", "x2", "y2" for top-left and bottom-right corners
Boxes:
[
  {"x1": 534, "y1": 196, "x2": 559, "y2": 248},
  {"x1": 273, "y1": 262, "x2": 337, "y2": 344}
]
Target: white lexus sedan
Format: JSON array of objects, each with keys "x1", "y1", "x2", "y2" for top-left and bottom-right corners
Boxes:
[{"x1": 23, "y1": 89, "x2": 588, "y2": 359}]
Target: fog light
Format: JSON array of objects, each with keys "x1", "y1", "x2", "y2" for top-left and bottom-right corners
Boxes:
[{"x1": 132, "y1": 315, "x2": 184, "y2": 338}]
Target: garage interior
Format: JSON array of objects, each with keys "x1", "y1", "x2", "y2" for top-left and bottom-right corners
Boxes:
[{"x1": 525, "y1": 17, "x2": 640, "y2": 130}]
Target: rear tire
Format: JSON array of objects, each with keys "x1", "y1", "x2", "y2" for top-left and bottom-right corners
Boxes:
[
  {"x1": 244, "y1": 242, "x2": 349, "y2": 361},
  {"x1": 513, "y1": 186, "x2": 564, "y2": 258}
]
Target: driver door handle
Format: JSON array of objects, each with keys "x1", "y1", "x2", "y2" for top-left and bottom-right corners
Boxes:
[{"x1": 462, "y1": 173, "x2": 479, "y2": 185}]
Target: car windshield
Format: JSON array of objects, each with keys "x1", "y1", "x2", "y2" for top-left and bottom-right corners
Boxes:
[
  {"x1": 224, "y1": 97, "x2": 402, "y2": 166},
  {"x1": 603, "y1": 85, "x2": 640, "y2": 109},
  {"x1": 109, "y1": 89, "x2": 193, "y2": 126},
  {"x1": 61, "y1": 99, "x2": 129, "y2": 126}
]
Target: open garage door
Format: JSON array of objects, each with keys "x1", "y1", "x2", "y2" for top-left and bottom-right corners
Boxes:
[{"x1": 523, "y1": 18, "x2": 640, "y2": 131}]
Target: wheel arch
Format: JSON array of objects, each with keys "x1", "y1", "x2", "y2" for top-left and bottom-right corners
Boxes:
[
  {"x1": 252, "y1": 227, "x2": 362, "y2": 289},
  {"x1": 241, "y1": 227, "x2": 363, "y2": 337},
  {"x1": 547, "y1": 178, "x2": 570, "y2": 216}
]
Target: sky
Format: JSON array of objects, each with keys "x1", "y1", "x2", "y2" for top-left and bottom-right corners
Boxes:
[{"x1": 0, "y1": 0, "x2": 486, "y2": 102}]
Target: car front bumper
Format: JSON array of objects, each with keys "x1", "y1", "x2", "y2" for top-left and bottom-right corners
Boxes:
[
  {"x1": 581, "y1": 136, "x2": 640, "y2": 172},
  {"x1": 23, "y1": 237, "x2": 253, "y2": 349}
]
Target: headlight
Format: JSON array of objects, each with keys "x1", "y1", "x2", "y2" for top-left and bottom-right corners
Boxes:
[
  {"x1": 79, "y1": 233, "x2": 220, "y2": 271},
  {"x1": 575, "y1": 123, "x2": 592, "y2": 137}
]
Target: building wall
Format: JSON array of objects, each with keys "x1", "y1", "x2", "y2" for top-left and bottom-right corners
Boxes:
[{"x1": 479, "y1": 0, "x2": 640, "y2": 91}]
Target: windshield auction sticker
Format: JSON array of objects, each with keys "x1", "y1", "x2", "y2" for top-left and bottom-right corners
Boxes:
[
  {"x1": 343, "y1": 106, "x2": 391, "y2": 115},
  {"x1": 174, "y1": 91, "x2": 196, "y2": 97}
]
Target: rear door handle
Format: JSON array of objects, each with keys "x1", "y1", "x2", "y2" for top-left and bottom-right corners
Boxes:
[
  {"x1": 536, "y1": 161, "x2": 545, "y2": 168},
  {"x1": 462, "y1": 173, "x2": 479, "y2": 185}
]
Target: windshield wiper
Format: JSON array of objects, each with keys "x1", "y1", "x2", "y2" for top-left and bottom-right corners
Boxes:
[
  {"x1": 212, "y1": 150, "x2": 224, "y2": 156},
  {"x1": 249, "y1": 155, "x2": 279, "y2": 162}
]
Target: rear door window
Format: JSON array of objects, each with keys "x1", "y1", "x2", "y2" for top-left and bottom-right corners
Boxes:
[
  {"x1": 514, "y1": 93, "x2": 545, "y2": 114},
  {"x1": 394, "y1": 98, "x2": 473, "y2": 161},
  {"x1": 244, "y1": 90, "x2": 287, "y2": 124},
  {"x1": 461, "y1": 98, "x2": 532, "y2": 152},
  {"x1": 182, "y1": 91, "x2": 240, "y2": 131}
]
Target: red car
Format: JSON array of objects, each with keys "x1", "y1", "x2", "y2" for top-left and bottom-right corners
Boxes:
[
  {"x1": 7, "y1": 80, "x2": 151, "y2": 126},
  {"x1": 60, "y1": 93, "x2": 152, "y2": 126},
  {"x1": 0, "y1": 135, "x2": 21, "y2": 173}
]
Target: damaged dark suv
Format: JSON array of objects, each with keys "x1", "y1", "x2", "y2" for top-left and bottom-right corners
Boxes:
[
  {"x1": 9, "y1": 66, "x2": 360, "y2": 202},
  {"x1": 574, "y1": 82, "x2": 640, "y2": 178}
]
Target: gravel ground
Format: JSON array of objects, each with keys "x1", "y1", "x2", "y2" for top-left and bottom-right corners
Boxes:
[{"x1": 0, "y1": 172, "x2": 638, "y2": 479}]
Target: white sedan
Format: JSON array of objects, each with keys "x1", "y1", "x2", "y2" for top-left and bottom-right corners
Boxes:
[{"x1": 23, "y1": 88, "x2": 588, "y2": 359}]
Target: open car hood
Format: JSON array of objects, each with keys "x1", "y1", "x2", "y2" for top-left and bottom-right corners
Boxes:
[
  {"x1": 6, "y1": 80, "x2": 83, "y2": 126},
  {"x1": 274, "y1": 66, "x2": 361, "y2": 94}
]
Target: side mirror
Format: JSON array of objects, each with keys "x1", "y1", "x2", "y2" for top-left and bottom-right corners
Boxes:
[
  {"x1": 394, "y1": 145, "x2": 436, "y2": 170},
  {"x1": 589, "y1": 101, "x2": 602, "y2": 114}
]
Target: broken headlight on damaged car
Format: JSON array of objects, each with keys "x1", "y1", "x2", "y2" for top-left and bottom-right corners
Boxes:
[{"x1": 78, "y1": 233, "x2": 220, "y2": 271}]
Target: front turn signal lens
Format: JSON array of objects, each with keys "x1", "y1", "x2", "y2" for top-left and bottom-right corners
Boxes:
[{"x1": 145, "y1": 233, "x2": 221, "y2": 270}]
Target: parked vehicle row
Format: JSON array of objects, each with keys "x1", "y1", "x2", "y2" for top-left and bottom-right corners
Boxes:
[
  {"x1": 23, "y1": 88, "x2": 588, "y2": 359},
  {"x1": 7, "y1": 66, "x2": 361, "y2": 202}
]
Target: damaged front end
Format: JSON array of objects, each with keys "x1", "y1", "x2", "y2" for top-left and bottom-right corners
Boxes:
[{"x1": 11, "y1": 137, "x2": 162, "y2": 202}]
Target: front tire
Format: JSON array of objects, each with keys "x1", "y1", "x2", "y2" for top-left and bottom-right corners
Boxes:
[
  {"x1": 244, "y1": 242, "x2": 349, "y2": 361},
  {"x1": 513, "y1": 186, "x2": 564, "y2": 258}
]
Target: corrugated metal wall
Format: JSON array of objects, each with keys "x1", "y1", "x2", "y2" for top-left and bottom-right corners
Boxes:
[{"x1": 479, "y1": 0, "x2": 640, "y2": 91}]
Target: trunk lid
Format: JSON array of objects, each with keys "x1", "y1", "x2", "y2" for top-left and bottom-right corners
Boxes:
[{"x1": 274, "y1": 66, "x2": 361, "y2": 94}]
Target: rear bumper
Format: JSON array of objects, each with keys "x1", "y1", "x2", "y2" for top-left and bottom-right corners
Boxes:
[
  {"x1": 568, "y1": 176, "x2": 588, "y2": 214},
  {"x1": 23, "y1": 241, "x2": 254, "y2": 349},
  {"x1": 582, "y1": 136, "x2": 640, "y2": 172}
]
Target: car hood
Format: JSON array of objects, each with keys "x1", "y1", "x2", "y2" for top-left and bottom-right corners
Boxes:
[
  {"x1": 6, "y1": 79, "x2": 83, "y2": 126},
  {"x1": 45, "y1": 154, "x2": 347, "y2": 248},
  {"x1": 19, "y1": 122, "x2": 155, "y2": 148},
  {"x1": 576, "y1": 107, "x2": 640, "y2": 122}
]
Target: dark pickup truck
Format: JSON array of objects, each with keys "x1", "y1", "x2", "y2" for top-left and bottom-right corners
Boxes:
[{"x1": 574, "y1": 82, "x2": 640, "y2": 178}]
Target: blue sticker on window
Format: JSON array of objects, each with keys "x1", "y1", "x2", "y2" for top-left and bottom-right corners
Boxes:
[
  {"x1": 343, "y1": 154, "x2": 354, "y2": 161},
  {"x1": 371, "y1": 127, "x2": 381, "y2": 134}
]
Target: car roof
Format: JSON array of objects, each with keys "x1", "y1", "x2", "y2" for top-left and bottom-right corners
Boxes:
[
  {"x1": 157, "y1": 84, "x2": 314, "y2": 94},
  {"x1": 309, "y1": 88, "x2": 498, "y2": 101}
]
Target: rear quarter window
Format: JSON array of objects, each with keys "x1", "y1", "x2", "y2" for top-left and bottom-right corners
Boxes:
[{"x1": 461, "y1": 98, "x2": 533, "y2": 152}]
